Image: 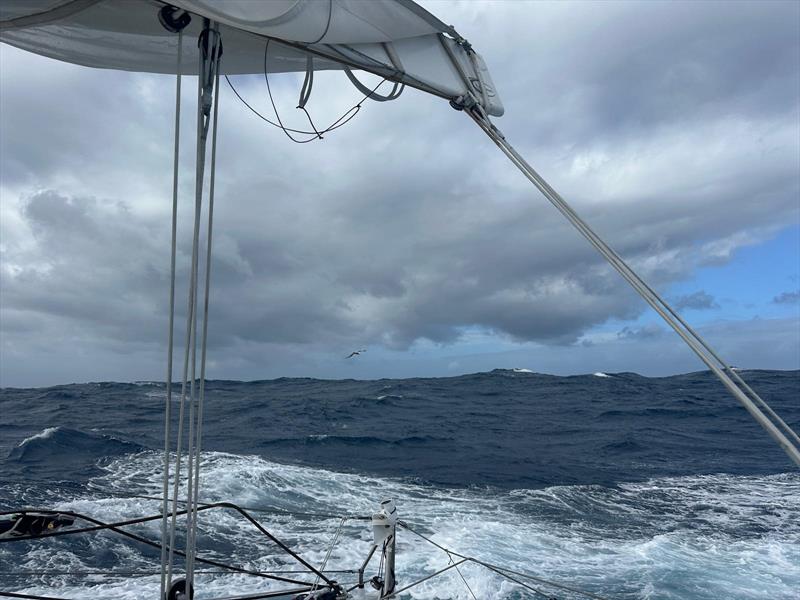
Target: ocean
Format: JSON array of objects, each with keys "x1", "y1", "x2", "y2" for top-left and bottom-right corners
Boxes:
[{"x1": 1, "y1": 369, "x2": 798, "y2": 599}]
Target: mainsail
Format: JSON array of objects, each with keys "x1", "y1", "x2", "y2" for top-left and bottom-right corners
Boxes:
[
  {"x1": 1, "y1": 1, "x2": 798, "y2": 598},
  {"x1": 0, "y1": 0, "x2": 503, "y2": 116}
]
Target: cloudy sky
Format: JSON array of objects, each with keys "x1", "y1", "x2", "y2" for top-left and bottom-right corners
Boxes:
[{"x1": 1, "y1": 0, "x2": 798, "y2": 387}]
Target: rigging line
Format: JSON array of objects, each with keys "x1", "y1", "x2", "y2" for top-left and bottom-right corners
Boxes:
[
  {"x1": 224, "y1": 75, "x2": 335, "y2": 136},
  {"x1": 472, "y1": 563, "x2": 551, "y2": 600},
  {"x1": 160, "y1": 27, "x2": 183, "y2": 600},
  {"x1": 310, "y1": 517, "x2": 346, "y2": 592},
  {"x1": 86, "y1": 492, "x2": 367, "y2": 520},
  {"x1": 262, "y1": 39, "x2": 392, "y2": 143},
  {"x1": 447, "y1": 552, "x2": 477, "y2": 600},
  {"x1": 2, "y1": 503, "x2": 336, "y2": 586},
  {"x1": 308, "y1": 0, "x2": 333, "y2": 45},
  {"x1": 5, "y1": 570, "x2": 359, "y2": 576},
  {"x1": 167, "y1": 28, "x2": 206, "y2": 592},
  {"x1": 321, "y1": 40, "x2": 438, "y2": 94},
  {"x1": 232, "y1": 26, "x2": 446, "y2": 102},
  {"x1": 473, "y1": 562, "x2": 613, "y2": 600},
  {"x1": 468, "y1": 109, "x2": 800, "y2": 467},
  {"x1": 193, "y1": 588, "x2": 325, "y2": 600},
  {"x1": 343, "y1": 66, "x2": 404, "y2": 101},
  {"x1": 264, "y1": 40, "x2": 317, "y2": 144},
  {"x1": 0, "y1": 592, "x2": 74, "y2": 600},
  {"x1": 298, "y1": 105, "x2": 324, "y2": 139},
  {"x1": 296, "y1": 57, "x2": 324, "y2": 139},
  {"x1": 298, "y1": 55, "x2": 314, "y2": 109},
  {"x1": 0, "y1": 507, "x2": 310, "y2": 586},
  {"x1": 187, "y1": 29, "x2": 222, "y2": 591},
  {"x1": 215, "y1": 503, "x2": 337, "y2": 586},
  {"x1": 399, "y1": 522, "x2": 609, "y2": 600},
  {"x1": 224, "y1": 69, "x2": 386, "y2": 139},
  {"x1": 0, "y1": 588, "x2": 338, "y2": 600},
  {"x1": 382, "y1": 559, "x2": 469, "y2": 599}
]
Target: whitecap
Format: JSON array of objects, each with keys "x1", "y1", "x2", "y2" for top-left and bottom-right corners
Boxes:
[
  {"x1": 593, "y1": 372, "x2": 612, "y2": 378},
  {"x1": 17, "y1": 426, "x2": 59, "y2": 447},
  {"x1": 15, "y1": 453, "x2": 798, "y2": 600}
]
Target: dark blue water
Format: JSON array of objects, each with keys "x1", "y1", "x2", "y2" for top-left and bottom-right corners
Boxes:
[{"x1": 1, "y1": 369, "x2": 798, "y2": 599}]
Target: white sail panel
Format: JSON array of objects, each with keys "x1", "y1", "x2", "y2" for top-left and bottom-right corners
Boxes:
[
  {"x1": 0, "y1": 0, "x2": 504, "y2": 116},
  {"x1": 176, "y1": 0, "x2": 442, "y2": 44}
]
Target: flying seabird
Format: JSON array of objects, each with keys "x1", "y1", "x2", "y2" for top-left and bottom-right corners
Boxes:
[{"x1": 346, "y1": 349, "x2": 366, "y2": 359}]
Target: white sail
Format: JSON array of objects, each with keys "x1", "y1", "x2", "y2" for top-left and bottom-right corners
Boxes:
[{"x1": 0, "y1": 0, "x2": 504, "y2": 116}]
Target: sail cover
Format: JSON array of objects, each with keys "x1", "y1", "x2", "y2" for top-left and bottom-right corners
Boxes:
[{"x1": 0, "y1": 0, "x2": 504, "y2": 116}]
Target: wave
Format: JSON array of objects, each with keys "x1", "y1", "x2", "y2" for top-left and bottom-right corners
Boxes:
[
  {"x1": 26, "y1": 452, "x2": 793, "y2": 600},
  {"x1": 600, "y1": 437, "x2": 646, "y2": 452},
  {"x1": 261, "y1": 434, "x2": 455, "y2": 448},
  {"x1": 8, "y1": 427, "x2": 146, "y2": 463},
  {"x1": 0, "y1": 446, "x2": 797, "y2": 598}
]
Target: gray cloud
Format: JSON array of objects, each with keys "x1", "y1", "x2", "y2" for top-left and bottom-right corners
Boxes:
[
  {"x1": 1, "y1": 1, "x2": 799, "y2": 386},
  {"x1": 673, "y1": 291, "x2": 720, "y2": 311},
  {"x1": 617, "y1": 325, "x2": 665, "y2": 341},
  {"x1": 773, "y1": 291, "x2": 800, "y2": 305}
]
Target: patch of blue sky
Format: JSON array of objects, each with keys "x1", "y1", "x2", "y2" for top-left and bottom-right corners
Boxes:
[
  {"x1": 671, "y1": 224, "x2": 800, "y2": 320},
  {"x1": 592, "y1": 224, "x2": 800, "y2": 337}
]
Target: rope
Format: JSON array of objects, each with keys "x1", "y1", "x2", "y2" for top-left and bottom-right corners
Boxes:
[
  {"x1": 343, "y1": 66, "x2": 404, "y2": 101},
  {"x1": 295, "y1": 56, "x2": 324, "y2": 139},
  {"x1": 160, "y1": 27, "x2": 182, "y2": 600},
  {"x1": 0, "y1": 593, "x2": 72, "y2": 600},
  {"x1": 0, "y1": 508, "x2": 308, "y2": 586},
  {"x1": 85, "y1": 491, "x2": 368, "y2": 520},
  {"x1": 310, "y1": 517, "x2": 346, "y2": 592},
  {"x1": 0, "y1": 589, "x2": 323, "y2": 600},
  {"x1": 399, "y1": 521, "x2": 610, "y2": 600},
  {"x1": 307, "y1": 0, "x2": 333, "y2": 45},
  {"x1": 0, "y1": 505, "x2": 332, "y2": 586},
  {"x1": 227, "y1": 70, "x2": 373, "y2": 139},
  {"x1": 3, "y1": 569, "x2": 358, "y2": 577},
  {"x1": 467, "y1": 109, "x2": 800, "y2": 467},
  {"x1": 187, "y1": 28, "x2": 223, "y2": 592},
  {"x1": 448, "y1": 552, "x2": 477, "y2": 600},
  {"x1": 473, "y1": 564, "x2": 551, "y2": 599},
  {"x1": 383, "y1": 559, "x2": 468, "y2": 599},
  {"x1": 223, "y1": 40, "x2": 396, "y2": 144},
  {"x1": 165, "y1": 25, "x2": 207, "y2": 594},
  {"x1": 4, "y1": 570, "x2": 358, "y2": 577}
]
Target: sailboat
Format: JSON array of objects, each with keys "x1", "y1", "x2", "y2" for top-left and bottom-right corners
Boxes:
[{"x1": 1, "y1": 1, "x2": 798, "y2": 599}]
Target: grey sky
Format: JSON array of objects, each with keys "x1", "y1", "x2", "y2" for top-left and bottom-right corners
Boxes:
[{"x1": 1, "y1": 0, "x2": 799, "y2": 386}]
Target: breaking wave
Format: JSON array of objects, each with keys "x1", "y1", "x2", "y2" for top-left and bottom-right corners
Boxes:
[
  {"x1": 8, "y1": 426, "x2": 146, "y2": 463},
  {"x1": 2, "y1": 452, "x2": 798, "y2": 599}
]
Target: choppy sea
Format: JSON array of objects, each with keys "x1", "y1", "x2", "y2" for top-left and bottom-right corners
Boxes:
[{"x1": 1, "y1": 369, "x2": 798, "y2": 599}]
